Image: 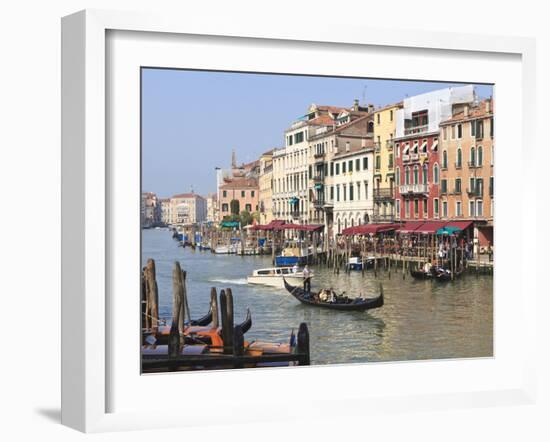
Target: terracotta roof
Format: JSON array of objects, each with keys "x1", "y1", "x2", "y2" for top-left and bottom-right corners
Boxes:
[
  {"x1": 315, "y1": 105, "x2": 350, "y2": 114},
  {"x1": 333, "y1": 140, "x2": 375, "y2": 158},
  {"x1": 307, "y1": 114, "x2": 337, "y2": 126},
  {"x1": 219, "y1": 178, "x2": 258, "y2": 190},
  {"x1": 441, "y1": 99, "x2": 493, "y2": 124},
  {"x1": 172, "y1": 193, "x2": 203, "y2": 199}
]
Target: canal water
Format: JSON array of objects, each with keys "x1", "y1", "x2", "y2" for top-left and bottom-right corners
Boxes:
[{"x1": 142, "y1": 228, "x2": 493, "y2": 365}]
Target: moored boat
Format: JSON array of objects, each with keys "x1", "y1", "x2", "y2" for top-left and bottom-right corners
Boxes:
[
  {"x1": 283, "y1": 278, "x2": 384, "y2": 311},
  {"x1": 347, "y1": 256, "x2": 375, "y2": 271},
  {"x1": 247, "y1": 267, "x2": 312, "y2": 288}
]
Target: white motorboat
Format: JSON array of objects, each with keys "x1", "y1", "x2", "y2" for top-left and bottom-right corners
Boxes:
[
  {"x1": 247, "y1": 267, "x2": 313, "y2": 288},
  {"x1": 214, "y1": 244, "x2": 237, "y2": 254}
]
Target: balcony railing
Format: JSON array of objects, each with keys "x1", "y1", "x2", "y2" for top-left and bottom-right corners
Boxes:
[
  {"x1": 467, "y1": 188, "x2": 483, "y2": 197},
  {"x1": 404, "y1": 124, "x2": 429, "y2": 136},
  {"x1": 313, "y1": 199, "x2": 325, "y2": 208},
  {"x1": 372, "y1": 214, "x2": 395, "y2": 223},
  {"x1": 313, "y1": 175, "x2": 324, "y2": 183},
  {"x1": 386, "y1": 140, "x2": 394, "y2": 149},
  {"x1": 468, "y1": 160, "x2": 480, "y2": 168},
  {"x1": 399, "y1": 183, "x2": 429, "y2": 194},
  {"x1": 402, "y1": 154, "x2": 410, "y2": 162},
  {"x1": 313, "y1": 152, "x2": 325, "y2": 160},
  {"x1": 410, "y1": 153, "x2": 419, "y2": 161},
  {"x1": 373, "y1": 188, "x2": 394, "y2": 199}
]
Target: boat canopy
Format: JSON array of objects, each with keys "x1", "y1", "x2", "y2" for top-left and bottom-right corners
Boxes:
[{"x1": 220, "y1": 221, "x2": 240, "y2": 228}]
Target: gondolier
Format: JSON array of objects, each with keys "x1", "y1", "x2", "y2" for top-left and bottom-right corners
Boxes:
[{"x1": 303, "y1": 265, "x2": 311, "y2": 293}]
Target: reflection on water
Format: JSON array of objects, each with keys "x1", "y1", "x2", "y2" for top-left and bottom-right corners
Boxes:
[{"x1": 142, "y1": 229, "x2": 493, "y2": 364}]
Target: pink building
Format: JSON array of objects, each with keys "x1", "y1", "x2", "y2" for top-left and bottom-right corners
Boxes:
[{"x1": 218, "y1": 178, "x2": 259, "y2": 218}]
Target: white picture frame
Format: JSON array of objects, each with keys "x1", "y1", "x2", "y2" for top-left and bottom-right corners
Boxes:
[{"x1": 61, "y1": 9, "x2": 537, "y2": 433}]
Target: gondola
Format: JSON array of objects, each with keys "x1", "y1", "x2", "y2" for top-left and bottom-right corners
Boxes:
[
  {"x1": 238, "y1": 308, "x2": 252, "y2": 334},
  {"x1": 410, "y1": 267, "x2": 461, "y2": 282},
  {"x1": 283, "y1": 278, "x2": 384, "y2": 312},
  {"x1": 189, "y1": 306, "x2": 213, "y2": 326}
]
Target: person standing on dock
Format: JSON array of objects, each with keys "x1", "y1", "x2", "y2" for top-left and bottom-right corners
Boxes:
[{"x1": 303, "y1": 265, "x2": 311, "y2": 293}]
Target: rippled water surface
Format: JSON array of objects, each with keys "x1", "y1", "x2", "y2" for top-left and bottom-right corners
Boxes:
[{"x1": 142, "y1": 229, "x2": 493, "y2": 364}]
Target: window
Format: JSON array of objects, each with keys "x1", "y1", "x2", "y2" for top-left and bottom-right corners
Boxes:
[
  {"x1": 355, "y1": 159, "x2": 360, "y2": 171},
  {"x1": 455, "y1": 178, "x2": 462, "y2": 194},
  {"x1": 356, "y1": 182, "x2": 361, "y2": 200},
  {"x1": 451, "y1": 125, "x2": 456, "y2": 139},
  {"x1": 490, "y1": 117, "x2": 494, "y2": 138},
  {"x1": 476, "y1": 200, "x2": 483, "y2": 216},
  {"x1": 405, "y1": 200, "x2": 410, "y2": 218},
  {"x1": 443, "y1": 126, "x2": 448, "y2": 140},
  {"x1": 470, "y1": 120, "x2": 476, "y2": 137},
  {"x1": 434, "y1": 198, "x2": 439, "y2": 217},
  {"x1": 469, "y1": 200, "x2": 475, "y2": 217},
  {"x1": 364, "y1": 182, "x2": 368, "y2": 200},
  {"x1": 405, "y1": 167, "x2": 410, "y2": 185},
  {"x1": 413, "y1": 166, "x2": 419, "y2": 185},
  {"x1": 477, "y1": 146, "x2": 483, "y2": 166},
  {"x1": 245, "y1": 204, "x2": 252, "y2": 212},
  {"x1": 349, "y1": 185, "x2": 354, "y2": 201},
  {"x1": 343, "y1": 184, "x2": 347, "y2": 201},
  {"x1": 389, "y1": 153, "x2": 394, "y2": 168},
  {"x1": 335, "y1": 163, "x2": 340, "y2": 175},
  {"x1": 441, "y1": 179, "x2": 448, "y2": 194},
  {"x1": 294, "y1": 131, "x2": 304, "y2": 143},
  {"x1": 476, "y1": 120, "x2": 484, "y2": 139},
  {"x1": 396, "y1": 167, "x2": 400, "y2": 186},
  {"x1": 377, "y1": 114, "x2": 381, "y2": 124},
  {"x1": 433, "y1": 164, "x2": 439, "y2": 184},
  {"x1": 469, "y1": 177, "x2": 475, "y2": 193},
  {"x1": 456, "y1": 148, "x2": 462, "y2": 167},
  {"x1": 457, "y1": 124, "x2": 462, "y2": 139},
  {"x1": 396, "y1": 143, "x2": 400, "y2": 158},
  {"x1": 456, "y1": 201, "x2": 462, "y2": 217},
  {"x1": 390, "y1": 110, "x2": 393, "y2": 121},
  {"x1": 222, "y1": 190, "x2": 227, "y2": 198},
  {"x1": 414, "y1": 199, "x2": 419, "y2": 216},
  {"x1": 348, "y1": 160, "x2": 353, "y2": 172},
  {"x1": 396, "y1": 199, "x2": 401, "y2": 218},
  {"x1": 476, "y1": 178, "x2": 484, "y2": 197},
  {"x1": 489, "y1": 176, "x2": 494, "y2": 197},
  {"x1": 442, "y1": 200, "x2": 448, "y2": 218},
  {"x1": 363, "y1": 157, "x2": 368, "y2": 169},
  {"x1": 336, "y1": 185, "x2": 340, "y2": 202},
  {"x1": 422, "y1": 164, "x2": 428, "y2": 184},
  {"x1": 308, "y1": 165, "x2": 312, "y2": 179},
  {"x1": 470, "y1": 147, "x2": 475, "y2": 166},
  {"x1": 251, "y1": 190, "x2": 255, "y2": 197},
  {"x1": 342, "y1": 162, "x2": 347, "y2": 173},
  {"x1": 442, "y1": 150, "x2": 448, "y2": 169},
  {"x1": 222, "y1": 203, "x2": 229, "y2": 212},
  {"x1": 330, "y1": 162, "x2": 334, "y2": 176},
  {"x1": 423, "y1": 199, "x2": 428, "y2": 217},
  {"x1": 375, "y1": 155, "x2": 381, "y2": 170},
  {"x1": 330, "y1": 186, "x2": 334, "y2": 200}
]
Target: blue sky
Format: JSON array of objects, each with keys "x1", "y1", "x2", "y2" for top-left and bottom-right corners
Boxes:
[{"x1": 142, "y1": 69, "x2": 493, "y2": 197}]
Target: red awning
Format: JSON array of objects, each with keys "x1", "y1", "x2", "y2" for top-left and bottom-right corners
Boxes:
[
  {"x1": 414, "y1": 221, "x2": 448, "y2": 234},
  {"x1": 444, "y1": 221, "x2": 473, "y2": 231},
  {"x1": 396, "y1": 221, "x2": 424, "y2": 234},
  {"x1": 342, "y1": 224, "x2": 398, "y2": 236},
  {"x1": 250, "y1": 220, "x2": 286, "y2": 231},
  {"x1": 279, "y1": 223, "x2": 324, "y2": 232}
]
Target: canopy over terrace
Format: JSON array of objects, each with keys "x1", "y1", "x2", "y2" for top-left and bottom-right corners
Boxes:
[
  {"x1": 341, "y1": 224, "x2": 400, "y2": 236},
  {"x1": 250, "y1": 220, "x2": 323, "y2": 232},
  {"x1": 398, "y1": 220, "x2": 473, "y2": 235}
]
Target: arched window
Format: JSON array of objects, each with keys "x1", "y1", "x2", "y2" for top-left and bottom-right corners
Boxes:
[
  {"x1": 396, "y1": 167, "x2": 401, "y2": 186},
  {"x1": 413, "y1": 165, "x2": 419, "y2": 184},
  {"x1": 433, "y1": 163, "x2": 439, "y2": 184},
  {"x1": 405, "y1": 167, "x2": 410, "y2": 185},
  {"x1": 442, "y1": 150, "x2": 448, "y2": 169},
  {"x1": 351, "y1": 218, "x2": 354, "y2": 227},
  {"x1": 422, "y1": 164, "x2": 428, "y2": 184},
  {"x1": 457, "y1": 148, "x2": 462, "y2": 167},
  {"x1": 477, "y1": 146, "x2": 483, "y2": 166},
  {"x1": 470, "y1": 146, "x2": 475, "y2": 165}
]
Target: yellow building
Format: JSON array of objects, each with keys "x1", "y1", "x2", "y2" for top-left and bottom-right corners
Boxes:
[
  {"x1": 258, "y1": 150, "x2": 274, "y2": 224},
  {"x1": 372, "y1": 102, "x2": 402, "y2": 222}
]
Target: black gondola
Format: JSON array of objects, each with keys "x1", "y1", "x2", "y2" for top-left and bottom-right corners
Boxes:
[
  {"x1": 189, "y1": 306, "x2": 213, "y2": 326},
  {"x1": 410, "y1": 267, "x2": 461, "y2": 282},
  {"x1": 283, "y1": 278, "x2": 384, "y2": 311},
  {"x1": 238, "y1": 308, "x2": 252, "y2": 334}
]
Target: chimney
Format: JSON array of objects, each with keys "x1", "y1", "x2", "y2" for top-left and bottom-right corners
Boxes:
[
  {"x1": 464, "y1": 104, "x2": 469, "y2": 117},
  {"x1": 368, "y1": 104, "x2": 374, "y2": 113},
  {"x1": 485, "y1": 99, "x2": 491, "y2": 113},
  {"x1": 353, "y1": 99, "x2": 359, "y2": 112}
]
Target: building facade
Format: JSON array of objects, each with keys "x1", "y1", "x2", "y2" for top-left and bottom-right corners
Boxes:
[
  {"x1": 372, "y1": 103, "x2": 402, "y2": 222},
  {"x1": 141, "y1": 192, "x2": 159, "y2": 227},
  {"x1": 170, "y1": 193, "x2": 207, "y2": 225},
  {"x1": 258, "y1": 150, "x2": 274, "y2": 224},
  {"x1": 331, "y1": 141, "x2": 375, "y2": 235},
  {"x1": 159, "y1": 198, "x2": 172, "y2": 226},
  {"x1": 394, "y1": 86, "x2": 475, "y2": 221},
  {"x1": 439, "y1": 98, "x2": 494, "y2": 248},
  {"x1": 218, "y1": 178, "x2": 259, "y2": 220},
  {"x1": 206, "y1": 193, "x2": 219, "y2": 223}
]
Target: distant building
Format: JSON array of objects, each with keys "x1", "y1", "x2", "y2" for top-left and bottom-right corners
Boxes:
[
  {"x1": 258, "y1": 150, "x2": 274, "y2": 224},
  {"x1": 439, "y1": 98, "x2": 494, "y2": 249},
  {"x1": 170, "y1": 193, "x2": 207, "y2": 225},
  {"x1": 206, "y1": 193, "x2": 219, "y2": 223},
  {"x1": 159, "y1": 198, "x2": 172, "y2": 226},
  {"x1": 218, "y1": 178, "x2": 259, "y2": 220},
  {"x1": 394, "y1": 86, "x2": 476, "y2": 221},
  {"x1": 141, "y1": 192, "x2": 159, "y2": 227}
]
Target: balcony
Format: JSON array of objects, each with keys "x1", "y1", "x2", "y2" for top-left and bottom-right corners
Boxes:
[
  {"x1": 374, "y1": 142, "x2": 381, "y2": 152},
  {"x1": 402, "y1": 154, "x2": 410, "y2": 162},
  {"x1": 410, "y1": 153, "x2": 419, "y2": 161},
  {"x1": 372, "y1": 214, "x2": 395, "y2": 223},
  {"x1": 313, "y1": 152, "x2": 325, "y2": 161},
  {"x1": 313, "y1": 199, "x2": 325, "y2": 209},
  {"x1": 312, "y1": 175, "x2": 324, "y2": 183},
  {"x1": 468, "y1": 161, "x2": 480, "y2": 168},
  {"x1": 386, "y1": 140, "x2": 394, "y2": 149},
  {"x1": 373, "y1": 188, "x2": 394, "y2": 200},
  {"x1": 404, "y1": 124, "x2": 429, "y2": 136},
  {"x1": 399, "y1": 183, "x2": 429, "y2": 195},
  {"x1": 467, "y1": 188, "x2": 483, "y2": 197}
]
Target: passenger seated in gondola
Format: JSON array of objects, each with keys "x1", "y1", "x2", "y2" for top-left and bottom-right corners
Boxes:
[
  {"x1": 423, "y1": 261, "x2": 432, "y2": 274},
  {"x1": 319, "y1": 289, "x2": 329, "y2": 303}
]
